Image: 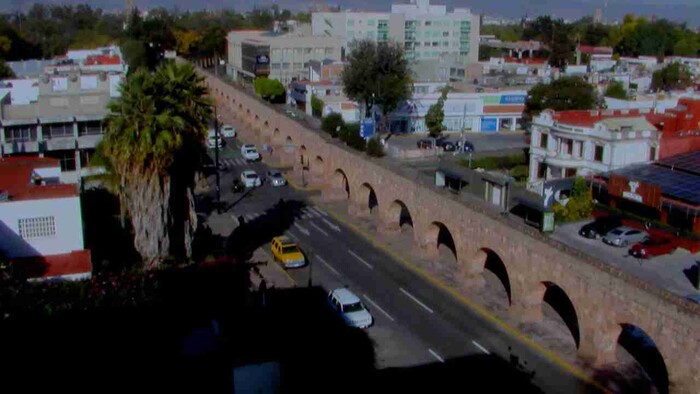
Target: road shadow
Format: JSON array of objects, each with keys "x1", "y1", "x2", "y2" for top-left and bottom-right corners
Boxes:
[
  {"x1": 225, "y1": 198, "x2": 308, "y2": 262},
  {"x1": 373, "y1": 353, "x2": 544, "y2": 393},
  {"x1": 81, "y1": 188, "x2": 141, "y2": 272}
]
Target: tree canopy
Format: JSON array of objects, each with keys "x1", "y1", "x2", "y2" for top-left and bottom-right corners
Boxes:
[
  {"x1": 525, "y1": 77, "x2": 599, "y2": 121},
  {"x1": 604, "y1": 80, "x2": 628, "y2": 99},
  {"x1": 253, "y1": 77, "x2": 285, "y2": 102},
  {"x1": 342, "y1": 39, "x2": 412, "y2": 117},
  {"x1": 651, "y1": 63, "x2": 694, "y2": 92},
  {"x1": 98, "y1": 62, "x2": 211, "y2": 268}
]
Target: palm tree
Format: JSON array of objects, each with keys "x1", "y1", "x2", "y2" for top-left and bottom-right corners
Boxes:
[{"x1": 98, "y1": 62, "x2": 212, "y2": 269}]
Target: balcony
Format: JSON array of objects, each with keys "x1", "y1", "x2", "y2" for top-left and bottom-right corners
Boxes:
[
  {"x1": 2, "y1": 140, "x2": 40, "y2": 154},
  {"x1": 45, "y1": 137, "x2": 77, "y2": 151},
  {"x1": 77, "y1": 134, "x2": 103, "y2": 149}
]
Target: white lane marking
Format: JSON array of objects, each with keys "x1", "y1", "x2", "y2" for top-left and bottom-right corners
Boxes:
[
  {"x1": 309, "y1": 221, "x2": 330, "y2": 236},
  {"x1": 293, "y1": 222, "x2": 310, "y2": 236},
  {"x1": 321, "y1": 218, "x2": 341, "y2": 232},
  {"x1": 472, "y1": 340, "x2": 490, "y2": 355},
  {"x1": 311, "y1": 206, "x2": 329, "y2": 217},
  {"x1": 399, "y1": 288, "x2": 434, "y2": 314},
  {"x1": 302, "y1": 207, "x2": 320, "y2": 218},
  {"x1": 286, "y1": 231, "x2": 300, "y2": 242},
  {"x1": 363, "y1": 294, "x2": 395, "y2": 322},
  {"x1": 428, "y1": 349, "x2": 445, "y2": 363},
  {"x1": 316, "y1": 255, "x2": 340, "y2": 276},
  {"x1": 236, "y1": 158, "x2": 246, "y2": 166},
  {"x1": 348, "y1": 250, "x2": 373, "y2": 269}
]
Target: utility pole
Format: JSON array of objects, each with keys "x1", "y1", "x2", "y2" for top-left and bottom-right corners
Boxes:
[{"x1": 214, "y1": 105, "x2": 221, "y2": 212}]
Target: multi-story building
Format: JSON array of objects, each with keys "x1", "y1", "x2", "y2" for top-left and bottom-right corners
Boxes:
[
  {"x1": 389, "y1": 88, "x2": 526, "y2": 133},
  {"x1": 527, "y1": 98, "x2": 700, "y2": 195},
  {"x1": 0, "y1": 156, "x2": 91, "y2": 280},
  {"x1": 226, "y1": 27, "x2": 343, "y2": 85},
  {"x1": 0, "y1": 66, "x2": 123, "y2": 183},
  {"x1": 312, "y1": 0, "x2": 480, "y2": 74}
]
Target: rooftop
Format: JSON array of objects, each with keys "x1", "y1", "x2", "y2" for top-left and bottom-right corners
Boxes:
[
  {"x1": 13, "y1": 250, "x2": 92, "y2": 280},
  {"x1": 0, "y1": 157, "x2": 78, "y2": 202}
]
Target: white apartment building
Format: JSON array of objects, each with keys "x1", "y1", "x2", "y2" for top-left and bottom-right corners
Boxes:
[
  {"x1": 0, "y1": 156, "x2": 90, "y2": 280},
  {"x1": 527, "y1": 109, "x2": 661, "y2": 195},
  {"x1": 312, "y1": 0, "x2": 480, "y2": 65},
  {"x1": 226, "y1": 27, "x2": 343, "y2": 85}
]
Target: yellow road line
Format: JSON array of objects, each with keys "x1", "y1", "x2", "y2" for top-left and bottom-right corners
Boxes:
[{"x1": 320, "y1": 206, "x2": 607, "y2": 392}]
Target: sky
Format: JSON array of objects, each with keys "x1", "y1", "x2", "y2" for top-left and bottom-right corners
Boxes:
[{"x1": 2, "y1": 0, "x2": 699, "y2": 26}]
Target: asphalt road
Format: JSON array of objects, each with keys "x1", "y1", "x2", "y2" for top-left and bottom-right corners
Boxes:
[{"x1": 204, "y1": 136, "x2": 599, "y2": 394}]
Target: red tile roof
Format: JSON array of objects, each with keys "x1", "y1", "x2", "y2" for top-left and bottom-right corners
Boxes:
[
  {"x1": 503, "y1": 57, "x2": 547, "y2": 65},
  {"x1": 85, "y1": 54, "x2": 121, "y2": 65},
  {"x1": 577, "y1": 46, "x2": 614, "y2": 55},
  {"x1": 550, "y1": 109, "x2": 658, "y2": 128},
  {"x1": 484, "y1": 105, "x2": 525, "y2": 114},
  {"x1": 12, "y1": 250, "x2": 92, "y2": 279},
  {"x1": 0, "y1": 156, "x2": 78, "y2": 201}
]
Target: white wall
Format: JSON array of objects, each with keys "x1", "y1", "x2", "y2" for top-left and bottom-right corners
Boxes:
[{"x1": 0, "y1": 196, "x2": 84, "y2": 258}]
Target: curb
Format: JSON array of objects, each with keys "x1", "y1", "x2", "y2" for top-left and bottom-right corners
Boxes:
[
  {"x1": 317, "y1": 203, "x2": 606, "y2": 392},
  {"x1": 286, "y1": 177, "x2": 323, "y2": 192}
]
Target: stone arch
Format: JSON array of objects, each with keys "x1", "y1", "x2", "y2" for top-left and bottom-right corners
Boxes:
[
  {"x1": 541, "y1": 282, "x2": 581, "y2": 350},
  {"x1": 329, "y1": 168, "x2": 350, "y2": 200},
  {"x1": 272, "y1": 128, "x2": 281, "y2": 144},
  {"x1": 284, "y1": 136, "x2": 294, "y2": 153},
  {"x1": 386, "y1": 199, "x2": 414, "y2": 231},
  {"x1": 423, "y1": 221, "x2": 458, "y2": 262},
  {"x1": 476, "y1": 248, "x2": 512, "y2": 307},
  {"x1": 352, "y1": 182, "x2": 379, "y2": 217},
  {"x1": 310, "y1": 156, "x2": 325, "y2": 184},
  {"x1": 613, "y1": 324, "x2": 669, "y2": 394}
]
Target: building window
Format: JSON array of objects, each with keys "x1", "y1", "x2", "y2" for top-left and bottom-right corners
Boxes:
[
  {"x1": 78, "y1": 121, "x2": 103, "y2": 136},
  {"x1": 367, "y1": 19, "x2": 375, "y2": 26},
  {"x1": 576, "y1": 142, "x2": 583, "y2": 158},
  {"x1": 45, "y1": 150, "x2": 76, "y2": 171},
  {"x1": 44, "y1": 122, "x2": 74, "y2": 139},
  {"x1": 565, "y1": 139, "x2": 573, "y2": 155},
  {"x1": 539, "y1": 133, "x2": 548, "y2": 149},
  {"x1": 594, "y1": 145, "x2": 604, "y2": 162},
  {"x1": 565, "y1": 168, "x2": 577, "y2": 178},
  {"x1": 18, "y1": 216, "x2": 56, "y2": 239},
  {"x1": 443, "y1": 31, "x2": 449, "y2": 37},
  {"x1": 649, "y1": 146, "x2": 656, "y2": 161},
  {"x1": 5, "y1": 125, "x2": 38, "y2": 142},
  {"x1": 51, "y1": 77, "x2": 68, "y2": 91},
  {"x1": 537, "y1": 162, "x2": 547, "y2": 179},
  {"x1": 425, "y1": 21, "x2": 432, "y2": 26},
  {"x1": 80, "y1": 149, "x2": 95, "y2": 168}
]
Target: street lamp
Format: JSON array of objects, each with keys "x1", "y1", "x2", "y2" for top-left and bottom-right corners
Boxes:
[{"x1": 213, "y1": 106, "x2": 221, "y2": 212}]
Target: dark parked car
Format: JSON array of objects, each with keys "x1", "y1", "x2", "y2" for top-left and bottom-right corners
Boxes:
[
  {"x1": 459, "y1": 141, "x2": 475, "y2": 152},
  {"x1": 438, "y1": 140, "x2": 456, "y2": 151},
  {"x1": 579, "y1": 216, "x2": 622, "y2": 239},
  {"x1": 629, "y1": 237, "x2": 677, "y2": 258}
]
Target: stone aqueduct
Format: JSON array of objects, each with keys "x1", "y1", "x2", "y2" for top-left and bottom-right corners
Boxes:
[{"x1": 202, "y1": 71, "x2": 699, "y2": 392}]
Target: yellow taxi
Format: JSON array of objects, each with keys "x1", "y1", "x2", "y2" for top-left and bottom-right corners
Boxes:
[{"x1": 271, "y1": 236, "x2": 306, "y2": 268}]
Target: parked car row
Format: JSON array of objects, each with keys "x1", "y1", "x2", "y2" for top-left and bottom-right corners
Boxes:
[
  {"x1": 416, "y1": 139, "x2": 474, "y2": 152},
  {"x1": 579, "y1": 216, "x2": 678, "y2": 259}
]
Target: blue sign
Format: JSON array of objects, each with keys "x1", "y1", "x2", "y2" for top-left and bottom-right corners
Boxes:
[
  {"x1": 481, "y1": 118, "x2": 498, "y2": 132},
  {"x1": 361, "y1": 119, "x2": 375, "y2": 138},
  {"x1": 499, "y1": 95, "x2": 526, "y2": 104}
]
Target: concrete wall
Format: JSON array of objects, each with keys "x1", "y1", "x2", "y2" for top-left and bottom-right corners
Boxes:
[
  {"x1": 0, "y1": 196, "x2": 85, "y2": 258},
  {"x1": 202, "y1": 67, "x2": 700, "y2": 393}
]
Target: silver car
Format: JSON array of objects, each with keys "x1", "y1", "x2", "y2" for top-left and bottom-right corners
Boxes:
[
  {"x1": 266, "y1": 170, "x2": 287, "y2": 187},
  {"x1": 602, "y1": 226, "x2": 648, "y2": 247}
]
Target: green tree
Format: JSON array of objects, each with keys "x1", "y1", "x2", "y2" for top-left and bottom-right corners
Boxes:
[
  {"x1": 69, "y1": 31, "x2": 113, "y2": 50},
  {"x1": 342, "y1": 39, "x2": 412, "y2": 120},
  {"x1": 524, "y1": 77, "x2": 598, "y2": 121},
  {"x1": 97, "y1": 62, "x2": 212, "y2": 269},
  {"x1": 673, "y1": 36, "x2": 700, "y2": 57},
  {"x1": 311, "y1": 95, "x2": 324, "y2": 118},
  {"x1": 604, "y1": 80, "x2": 628, "y2": 99},
  {"x1": 651, "y1": 62, "x2": 693, "y2": 91},
  {"x1": 425, "y1": 88, "x2": 448, "y2": 138},
  {"x1": 253, "y1": 77, "x2": 285, "y2": 102},
  {"x1": 321, "y1": 112, "x2": 345, "y2": 138},
  {"x1": 0, "y1": 60, "x2": 14, "y2": 79},
  {"x1": 339, "y1": 123, "x2": 366, "y2": 151},
  {"x1": 366, "y1": 137, "x2": 385, "y2": 157},
  {"x1": 553, "y1": 177, "x2": 593, "y2": 222}
]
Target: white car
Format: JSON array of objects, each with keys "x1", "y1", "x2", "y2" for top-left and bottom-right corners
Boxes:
[
  {"x1": 240, "y1": 170, "x2": 262, "y2": 188},
  {"x1": 328, "y1": 288, "x2": 373, "y2": 329},
  {"x1": 241, "y1": 144, "x2": 261, "y2": 162},
  {"x1": 206, "y1": 131, "x2": 223, "y2": 149},
  {"x1": 221, "y1": 125, "x2": 236, "y2": 138}
]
